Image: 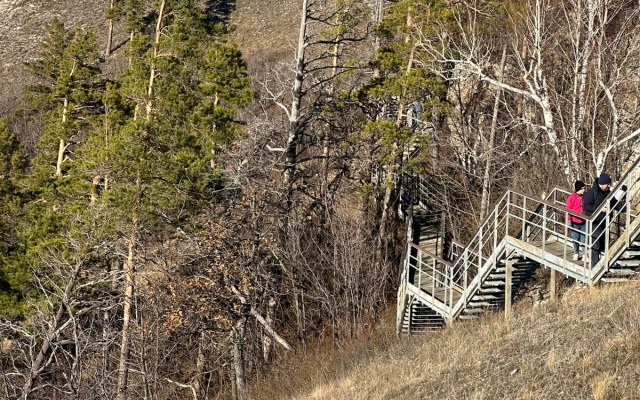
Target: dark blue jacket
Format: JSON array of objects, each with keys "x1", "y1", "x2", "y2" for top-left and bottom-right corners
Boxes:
[{"x1": 582, "y1": 184, "x2": 610, "y2": 224}]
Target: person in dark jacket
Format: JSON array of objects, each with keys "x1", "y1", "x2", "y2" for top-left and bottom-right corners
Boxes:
[{"x1": 582, "y1": 173, "x2": 612, "y2": 266}]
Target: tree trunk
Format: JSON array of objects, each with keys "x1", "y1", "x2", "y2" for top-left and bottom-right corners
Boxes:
[
  {"x1": 56, "y1": 138, "x2": 66, "y2": 178},
  {"x1": 262, "y1": 297, "x2": 276, "y2": 363},
  {"x1": 569, "y1": 0, "x2": 595, "y2": 180},
  {"x1": 55, "y1": 97, "x2": 69, "y2": 178},
  {"x1": 531, "y1": 0, "x2": 571, "y2": 183},
  {"x1": 116, "y1": 223, "x2": 137, "y2": 400},
  {"x1": 283, "y1": 0, "x2": 308, "y2": 203},
  {"x1": 105, "y1": 0, "x2": 115, "y2": 57},
  {"x1": 101, "y1": 259, "x2": 117, "y2": 396},
  {"x1": 231, "y1": 318, "x2": 248, "y2": 400},
  {"x1": 479, "y1": 46, "x2": 506, "y2": 221},
  {"x1": 145, "y1": 0, "x2": 165, "y2": 121},
  {"x1": 372, "y1": 0, "x2": 385, "y2": 78},
  {"x1": 193, "y1": 331, "x2": 206, "y2": 399}
]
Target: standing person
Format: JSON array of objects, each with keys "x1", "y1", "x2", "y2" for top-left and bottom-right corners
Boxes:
[
  {"x1": 582, "y1": 173, "x2": 612, "y2": 267},
  {"x1": 565, "y1": 180, "x2": 586, "y2": 260}
]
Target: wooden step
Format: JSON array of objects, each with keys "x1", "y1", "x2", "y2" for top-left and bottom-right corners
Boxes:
[
  {"x1": 472, "y1": 294, "x2": 502, "y2": 300},
  {"x1": 462, "y1": 308, "x2": 485, "y2": 314},
  {"x1": 493, "y1": 266, "x2": 533, "y2": 273},
  {"x1": 601, "y1": 277, "x2": 630, "y2": 283},
  {"x1": 467, "y1": 301, "x2": 496, "y2": 308},
  {"x1": 405, "y1": 320, "x2": 443, "y2": 325},
  {"x1": 478, "y1": 287, "x2": 503, "y2": 293},
  {"x1": 402, "y1": 324, "x2": 442, "y2": 330},
  {"x1": 606, "y1": 268, "x2": 637, "y2": 276},
  {"x1": 614, "y1": 259, "x2": 640, "y2": 267}
]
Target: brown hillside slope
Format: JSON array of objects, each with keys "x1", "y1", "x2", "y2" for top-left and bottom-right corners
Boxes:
[
  {"x1": 0, "y1": 0, "x2": 109, "y2": 111},
  {"x1": 252, "y1": 283, "x2": 640, "y2": 400},
  {"x1": 0, "y1": 0, "x2": 300, "y2": 112},
  {"x1": 230, "y1": 0, "x2": 299, "y2": 73}
]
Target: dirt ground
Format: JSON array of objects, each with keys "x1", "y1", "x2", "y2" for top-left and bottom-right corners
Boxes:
[{"x1": 0, "y1": 0, "x2": 301, "y2": 113}]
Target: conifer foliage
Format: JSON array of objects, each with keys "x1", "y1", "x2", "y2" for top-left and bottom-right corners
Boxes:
[
  {"x1": 0, "y1": 2, "x2": 253, "y2": 398},
  {"x1": 2, "y1": 1, "x2": 639, "y2": 399},
  {"x1": 0, "y1": 118, "x2": 26, "y2": 317}
]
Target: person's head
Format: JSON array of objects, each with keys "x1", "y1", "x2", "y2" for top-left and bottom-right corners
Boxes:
[
  {"x1": 597, "y1": 173, "x2": 612, "y2": 190},
  {"x1": 574, "y1": 180, "x2": 586, "y2": 195}
]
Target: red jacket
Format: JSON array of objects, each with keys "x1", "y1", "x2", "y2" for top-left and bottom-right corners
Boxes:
[{"x1": 565, "y1": 192, "x2": 585, "y2": 224}]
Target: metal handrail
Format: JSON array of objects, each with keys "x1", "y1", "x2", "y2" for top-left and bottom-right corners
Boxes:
[{"x1": 398, "y1": 155, "x2": 640, "y2": 328}]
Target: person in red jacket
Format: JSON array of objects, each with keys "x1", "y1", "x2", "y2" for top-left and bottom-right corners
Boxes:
[{"x1": 565, "y1": 180, "x2": 586, "y2": 260}]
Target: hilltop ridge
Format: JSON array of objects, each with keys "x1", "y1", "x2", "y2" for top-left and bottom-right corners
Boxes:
[{"x1": 0, "y1": 0, "x2": 299, "y2": 112}]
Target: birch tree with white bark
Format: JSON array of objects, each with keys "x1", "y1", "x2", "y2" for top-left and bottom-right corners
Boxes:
[{"x1": 420, "y1": 0, "x2": 640, "y2": 186}]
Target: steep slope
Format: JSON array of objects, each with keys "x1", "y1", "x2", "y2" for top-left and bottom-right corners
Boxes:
[
  {"x1": 0, "y1": 0, "x2": 109, "y2": 111},
  {"x1": 229, "y1": 0, "x2": 300, "y2": 73},
  {"x1": 251, "y1": 283, "x2": 640, "y2": 400},
  {"x1": 0, "y1": 0, "x2": 300, "y2": 113}
]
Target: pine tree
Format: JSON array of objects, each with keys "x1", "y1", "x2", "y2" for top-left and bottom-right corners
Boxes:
[
  {"x1": 71, "y1": 2, "x2": 253, "y2": 397},
  {"x1": 360, "y1": 0, "x2": 450, "y2": 244},
  {"x1": 23, "y1": 18, "x2": 103, "y2": 181},
  {"x1": 17, "y1": 18, "x2": 104, "y2": 271},
  {"x1": 0, "y1": 118, "x2": 27, "y2": 318},
  {"x1": 0, "y1": 21, "x2": 111, "y2": 396},
  {"x1": 0, "y1": 20, "x2": 105, "y2": 320}
]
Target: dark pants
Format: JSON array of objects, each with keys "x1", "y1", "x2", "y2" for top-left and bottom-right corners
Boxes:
[{"x1": 591, "y1": 221, "x2": 605, "y2": 267}]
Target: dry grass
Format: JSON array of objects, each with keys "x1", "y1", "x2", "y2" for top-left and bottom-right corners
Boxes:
[
  {"x1": 252, "y1": 282, "x2": 640, "y2": 400},
  {"x1": 229, "y1": 0, "x2": 300, "y2": 74},
  {"x1": 0, "y1": 0, "x2": 298, "y2": 112},
  {"x1": 0, "y1": 0, "x2": 116, "y2": 112}
]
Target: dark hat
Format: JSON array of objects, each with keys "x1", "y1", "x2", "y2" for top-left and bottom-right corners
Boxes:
[
  {"x1": 574, "y1": 180, "x2": 585, "y2": 192},
  {"x1": 598, "y1": 173, "x2": 612, "y2": 185}
]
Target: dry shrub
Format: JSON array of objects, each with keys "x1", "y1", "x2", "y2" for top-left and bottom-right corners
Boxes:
[
  {"x1": 591, "y1": 372, "x2": 615, "y2": 400},
  {"x1": 251, "y1": 282, "x2": 640, "y2": 400},
  {"x1": 248, "y1": 308, "x2": 400, "y2": 399}
]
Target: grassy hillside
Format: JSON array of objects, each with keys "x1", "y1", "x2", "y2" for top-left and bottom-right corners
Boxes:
[
  {"x1": 252, "y1": 282, "x2": 640, "y2": 400},
  {"x1": 0, "y1": 0, "x2": 299, "y2": 111},
  {"x1": 230, "y1": 0, "x2": 299, "y2": 73}
]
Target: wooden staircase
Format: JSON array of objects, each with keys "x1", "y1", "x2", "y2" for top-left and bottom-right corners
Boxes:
[
  {"x1": 459, "y1": 257, "x2": 538, "y2": 321},
  {"x1": 401, "y1": 297, "x2": 445, "y2": 333},
  {"x1": 397, "y1": 157, "x2": 640, "y2": 334},
  {"x1": 601, "y1": 241, "x2": 640, "y2": 283}
]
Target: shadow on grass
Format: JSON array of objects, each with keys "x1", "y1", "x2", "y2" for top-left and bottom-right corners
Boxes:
[{"x1": 204, "y1": 0, "x2": 237, "y2": 24}]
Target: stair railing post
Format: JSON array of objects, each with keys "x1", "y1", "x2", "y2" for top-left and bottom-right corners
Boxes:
[
  {"x1": 397, "y1": 240, "x2": 411, "y2": 332},
  {"x1": 478, "y1": 225, "x2": 483, "y2": 274},
  {"x1": 448, "y1": 265, "x2": 454, "y2": 313},
  {"x1": 563, "y1": 208, "x2": 569, "y2": 262},
  {"x1": 625, "y1": 184, "x2": 631, "y2": 249},
  {"x1": 462, "y1": 247, "x2": 469, "y2": 311},
  {"x1": 505, "y1": 259, "x2": 512, "y2": 320},
  {"x1": 415, "y1": 247, "x2": 421, "y2": 295},
  {"x1": 407, "y1": 301, "x2": 412, "y2": 335},
  {"x1": 523, "y1": 196, "x2": 530, "y2": 241},
  {"x1": 494, "y1": 197, "x2": 499, "y2": 264},
  {"x1": 505, "y1": 194, "x2": 511, "y2": 240},
  {"x1": 586, "y1": 218, "x2": 593, "y2": 281},
  {"x1": 604, "y1": 203, "x2": 611, "y2": 269},
  {"x1": 542, "y1": 203, "x2": 547, "y2": 253},
  {"x1": 431, "y1": 257, "x2": 435, "y2": 296}
]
